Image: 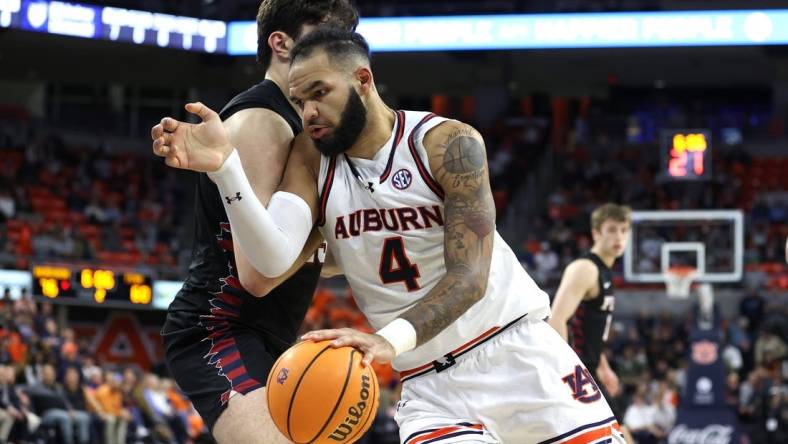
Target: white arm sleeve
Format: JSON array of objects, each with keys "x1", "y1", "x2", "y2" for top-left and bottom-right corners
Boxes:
[{"x1": 207, "y1": 149, "x2": 313, "y2": 278}]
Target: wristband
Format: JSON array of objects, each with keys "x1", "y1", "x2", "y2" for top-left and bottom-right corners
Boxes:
[{"x1": 375, "y1": 318, "x2": 417, "y2": 356}]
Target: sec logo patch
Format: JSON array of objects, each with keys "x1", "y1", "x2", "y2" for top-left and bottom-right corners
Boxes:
[{"x1": 392, "y1": 168, "x2": 413, "y2": 190}]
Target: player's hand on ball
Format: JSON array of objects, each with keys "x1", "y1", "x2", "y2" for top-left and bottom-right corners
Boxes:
[
  {"x1": 151, "y1": 102, "x2": 233, "y2": 172},
  {"x1": 302, "y1": 328, "x2": 396, "y2": 366}
]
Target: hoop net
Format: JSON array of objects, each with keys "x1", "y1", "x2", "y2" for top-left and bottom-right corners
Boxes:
[{"x1": 664, "y1": 266, "x2": 697, "y2": 299}]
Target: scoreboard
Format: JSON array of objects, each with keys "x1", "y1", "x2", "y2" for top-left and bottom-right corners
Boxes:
[
  {"x1": 661, "y1": 130, "x2": 712, "y2": 181},
  {"x1": 32, "y1": 264, "x2": 153, "y2": 308}
]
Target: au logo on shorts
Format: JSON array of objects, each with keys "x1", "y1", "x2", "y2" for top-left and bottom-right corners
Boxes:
[
  {"x1": 392, "y1": 169, "x2": 413, "y2": 190},
  {"x1": 562, "y1": 365, "x2": 601, "y2": 403}
]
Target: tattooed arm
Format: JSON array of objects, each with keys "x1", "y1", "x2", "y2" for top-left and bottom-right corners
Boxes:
[{"x1": 398, "y1": 121, "x2": 496, "y2": 345}]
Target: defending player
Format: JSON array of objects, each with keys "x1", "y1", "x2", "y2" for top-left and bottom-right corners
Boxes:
[{"x1": 156, "y1": 2, "x2": 358, "y2": 443}]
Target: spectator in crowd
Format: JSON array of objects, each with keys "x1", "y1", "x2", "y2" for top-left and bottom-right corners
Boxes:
[
  {"x1": 94, "y1": 372, "x2": 128, "y2": 444},
  {"x1": 651, "y1": 380, "x2": 677, "y2": 437},
  {"x1": 33, "y1": 302, "x2": 54, "y2": 336},
  {"x1": 0, "y1": 188, "x2": 14, "y2": 223},
  {"x1": 722, "y1": 330, "x2": 744, "y2": 373},
  {"x1": 754, "y1": 329, "x2": 787, "y2": 368},
  {"x1": 0, "y1": 364, "x2": 23, "y2": 442},
  {"x1": 40, "y1": 317, "x2": 62, "y2": 354},
  {"x1": 58, "y1": 341, "x2": 81, "y2": 379},
  {"x1": 141, "y1": 373, "x2": 188, "y2": 443},
  {"x1": 623, "y1": 384, "x2": 662, "y2": 444},
  {"x1": 533, "y1": 241, "x2": 559, "y2": 283},
  {"x1": 0, "y1": 364, "x2": 38, "y2": 442},
  {"x1": 740, "y1": 288, "x2": 765, "y2": 336},
  {"x1": 27, "y1": 363, "x2": 90, "y2": 444},
  {"x1": 24, "y1": 352, "x2": 47, "y2": 386},
  {"x1": 62, "y1": 367, "x2": 93, "y2": 438},
  {"x1": 616, "y1": 345, "x2": 648, "y2": 389},
  {"x1": 84, "y1": 197, "x2": 107, "y2": 225}
]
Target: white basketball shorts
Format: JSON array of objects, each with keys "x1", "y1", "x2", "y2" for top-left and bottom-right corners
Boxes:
[{"x1": 394, "y1": 317, "x2": 625, "y2": 444}]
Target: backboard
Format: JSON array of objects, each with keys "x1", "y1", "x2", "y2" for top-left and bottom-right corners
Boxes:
[{"x1": 624, "y1": 210, "x2": 744, "y2": 284}]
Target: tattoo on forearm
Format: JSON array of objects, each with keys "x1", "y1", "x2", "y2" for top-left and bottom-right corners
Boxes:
[{"x1": 401, "y1": 128, "x2": 496, "y2": 345}]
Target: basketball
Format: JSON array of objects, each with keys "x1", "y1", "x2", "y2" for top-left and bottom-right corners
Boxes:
[{"x1": 266, "y1": 341, "x2": 380, "y2": 444}]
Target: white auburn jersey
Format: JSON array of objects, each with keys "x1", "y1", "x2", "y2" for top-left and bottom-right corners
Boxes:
[{"x1": 316, "y1": 110, "x2": 550, "y2": 371}]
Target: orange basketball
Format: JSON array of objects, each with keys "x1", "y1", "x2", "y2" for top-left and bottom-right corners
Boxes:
[{"x1": 266, "y1": 340, "x2": 380, "y2": 444}]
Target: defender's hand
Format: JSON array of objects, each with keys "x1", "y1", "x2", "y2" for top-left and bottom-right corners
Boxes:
[
  {"x1": 151, "y1": 102, "x2": 233, "y2": 172},
  {"x1": 302, "y1": 328, "x2": 396, "y2": 366}
]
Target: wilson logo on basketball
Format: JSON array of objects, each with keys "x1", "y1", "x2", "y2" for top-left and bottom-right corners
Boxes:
[
  {"x1": 391, "y1": 168, "x2": 412, "y2": 190},
  {"x1": 276, "y1": 368, "x2": 289, "y2": 385},
  {"x1": 328, "y1": 374, "x2": 371, "y2": 441}
]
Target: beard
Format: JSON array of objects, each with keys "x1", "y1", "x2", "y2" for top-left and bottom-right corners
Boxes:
[{"x1": 312, "y1": 86, "x2": 367, "y2": 157}]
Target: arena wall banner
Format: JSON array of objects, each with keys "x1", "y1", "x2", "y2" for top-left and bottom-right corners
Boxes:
[
  {"x1": 3, "y1": 2, "x2": 788, "y2": 54},
  {"x1": 0, "y1": 0, "x2": 227, "y2": 53},
  {"x1": 669, "y1": 409, "x2": 738, "y2": 444},
  {"x1": 72, "y1": 313, "x2": 163, "y2": 370},
  {"x1": 229, "y1": 10, "x2": 788, "y2": 54}
]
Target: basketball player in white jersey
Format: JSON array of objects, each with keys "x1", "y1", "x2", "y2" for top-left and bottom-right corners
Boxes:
[
  {"x1": 547, "y1": 204, "x2": 634, "y2": 444},
  {"x1": 152, "y1": 28, "x2": 623, "y2": 444}
]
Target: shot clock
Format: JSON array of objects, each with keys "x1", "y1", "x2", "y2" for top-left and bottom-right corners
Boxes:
[{"x1": 661, "y1": 130, "x2": 712, "y2": 181}]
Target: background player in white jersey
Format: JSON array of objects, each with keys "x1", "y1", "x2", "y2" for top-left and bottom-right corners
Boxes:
[
  {"x1": 548, "y1": 204, "x2": 634, "y2": 443},
  {"x1": 152, "y1": 28, "x2": 623, "y2": 443}
]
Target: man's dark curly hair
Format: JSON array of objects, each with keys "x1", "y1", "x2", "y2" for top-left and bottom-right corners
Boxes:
[{"x1": 256, "y1": 0, "x2": 359, "y2": 70}]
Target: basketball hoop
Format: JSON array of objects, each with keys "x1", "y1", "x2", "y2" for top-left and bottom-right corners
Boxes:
[{"x1": 664, "y1": 266, "x2": 697, "y2": 299}]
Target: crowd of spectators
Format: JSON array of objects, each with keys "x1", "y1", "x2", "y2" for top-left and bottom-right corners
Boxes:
[
  {"x1": 600, "y1": 288, "x2": 788, "y2": 444},
  {"x1": 0, "y1": 294, "x2": 206, "y2": 443},
  {"x1": 0, "y1": 127, "x2": 192, "y2": 279},
  {"x1": 510, "y1": 95, "x2": 788, "y2": 289}
]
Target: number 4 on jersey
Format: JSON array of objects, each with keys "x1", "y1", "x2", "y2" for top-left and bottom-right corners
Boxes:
[{"x1": 379, "y1": 237, "x2": 421, "y2": 291}]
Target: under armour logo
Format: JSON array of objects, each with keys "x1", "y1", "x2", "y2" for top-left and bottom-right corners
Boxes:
[
  {"x1": 603, "y1": 281, "x2": 612, "y2": 289},
  {"x1": 225, "y1": 192, "x2": 242, "y2": 204},
  {"x1": 433, "y1": 354, "x2": 455, "y2": 372},
  {"x1": 365, "y1": 182, "x2": 375, "y2": 193}
]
